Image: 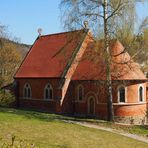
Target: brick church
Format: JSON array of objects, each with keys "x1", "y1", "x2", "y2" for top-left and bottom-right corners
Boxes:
[{"x1": 14, "y1": 28, "x2": 148, "y2": 124}]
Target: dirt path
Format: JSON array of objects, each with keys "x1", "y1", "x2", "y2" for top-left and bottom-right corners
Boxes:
[{"x1": 63, "y1": 120, "x2": 148, "y2": 144}]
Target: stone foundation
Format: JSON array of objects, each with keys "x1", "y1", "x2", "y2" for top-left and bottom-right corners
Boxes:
[{"x1": 114, "y1": 116, "x2": 148, "y2": 125}]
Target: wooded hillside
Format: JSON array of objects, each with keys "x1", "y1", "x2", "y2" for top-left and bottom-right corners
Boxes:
[{"x1": 0, "y1": 37, "x2": 30, "y2": 87}]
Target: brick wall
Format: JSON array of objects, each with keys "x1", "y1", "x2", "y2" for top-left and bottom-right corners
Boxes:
[
  {"x1": 15, "y1": 78, "x2": 147, "y2": 124},
  {"x1": 15, "y1": 78, "x2": 62, "y2": 112},
  {"x1": 70, "y1": 80, "x2": 147, "y2": 121}
]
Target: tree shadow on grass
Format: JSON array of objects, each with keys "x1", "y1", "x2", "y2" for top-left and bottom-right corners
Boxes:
[
  {"x1": 0, "y1": 107, "x2": 101, "y2": 123},
  {"x1": 0, "y1": 107, "x2": 69, "y2": 122},
  {"x1": 1, "y1": 107, "x2": 147, "y2": 136}
]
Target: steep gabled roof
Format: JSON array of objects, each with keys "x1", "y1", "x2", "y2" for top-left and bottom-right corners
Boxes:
[
  {"x1": 15, "y1": 30, "x2": 87, "y2": 78},
  {"x1": 15, "y1": 29, "x2": 146, "y2": 81},
  {"x1": 72, "y1": 40, "x2": 146, "y2": 80}
]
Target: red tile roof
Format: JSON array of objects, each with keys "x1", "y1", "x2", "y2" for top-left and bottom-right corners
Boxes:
[
  {"x1": 15, "y1": 30, "x2": 146, "y2": 81},
  {"x1": 72, "y1": 40, "x2": 146, "y2": 80},
  {"x1": 15, "y1": 30, "x2": 87, "y2": 78}
]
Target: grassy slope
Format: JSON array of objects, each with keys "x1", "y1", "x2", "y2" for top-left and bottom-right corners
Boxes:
[
  {"x1": 75, "y1": 118, "x2": 148, "y2": 136},
  {"x1": 0, "y1": 108, "x2": 148, "y2": 148}
]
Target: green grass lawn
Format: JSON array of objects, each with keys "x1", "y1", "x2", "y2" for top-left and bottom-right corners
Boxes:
[
  {"x1": 0, "y1": 107, "x2": 148, "y2": 148},
  {"x1": 75, "y1": 118, "x2": 148, "y2": 137}
]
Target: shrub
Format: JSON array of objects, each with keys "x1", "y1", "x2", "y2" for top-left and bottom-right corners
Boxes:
[{"x1": 0, "y1": 89, "x2": 15, "y2": 107}]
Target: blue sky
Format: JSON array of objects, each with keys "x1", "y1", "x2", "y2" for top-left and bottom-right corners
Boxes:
[{"x1": 0, "y1": 0, "x2": 147, "y2": 44}]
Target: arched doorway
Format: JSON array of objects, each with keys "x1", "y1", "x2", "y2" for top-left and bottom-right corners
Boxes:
[{"x1": 88, "y1": 96, "x2": 95, "y2": 116}]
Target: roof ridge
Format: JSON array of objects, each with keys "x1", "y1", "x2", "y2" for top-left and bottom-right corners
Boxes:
[{"x1": 40, "y1": 29, "x2": 84, "y2": 38}]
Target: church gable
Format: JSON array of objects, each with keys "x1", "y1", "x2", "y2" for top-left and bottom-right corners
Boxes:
[{"x1": 15, "y1": 30, "x2": 89, "y2": 78}]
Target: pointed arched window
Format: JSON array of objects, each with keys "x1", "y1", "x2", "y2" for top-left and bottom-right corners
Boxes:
[
  {"x1": 77, "y1": 85, "x2": 84, "y2": 100},
  {"x1": 23, "y1": 83, "x2": 32, "y2": 98},
  {"x1": 139, "y1": 85, "x2": 144, "y2": 102},
  {"x1": 44, "y1": 83, "x2": 53, "y2": 99},
  {"x1": 118, "y1": 86, "x2": 126, "y2": 103}
]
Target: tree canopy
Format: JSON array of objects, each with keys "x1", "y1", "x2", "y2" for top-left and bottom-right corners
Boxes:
[
  {"x1": 0, "y1": 25, "x2": 22, "y2": 87},
  {"x1": 60, "y1": 0, "x2": 148, "y2": 71}
]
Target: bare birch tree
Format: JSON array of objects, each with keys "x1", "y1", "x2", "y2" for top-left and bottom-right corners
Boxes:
[{"x1": 60, "y1": 0, "x2": 147, "y2": 121}]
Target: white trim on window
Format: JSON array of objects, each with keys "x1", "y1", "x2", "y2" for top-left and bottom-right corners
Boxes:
[
  {"x1": 44, "y1": 83, "x2": 53, "y2": 100},
  {"x1": 138, "y1": 84, "x2": 144, "y2": 102},
  {"x1": 76, "y1": 84, "x2": 84, "y2": 101},
  {"x1": 117, "y1": 85, "x2": 127, "y2": 103},
  {"x1": 23, "y1": 83, "x2": 32, "y2": 99}
]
